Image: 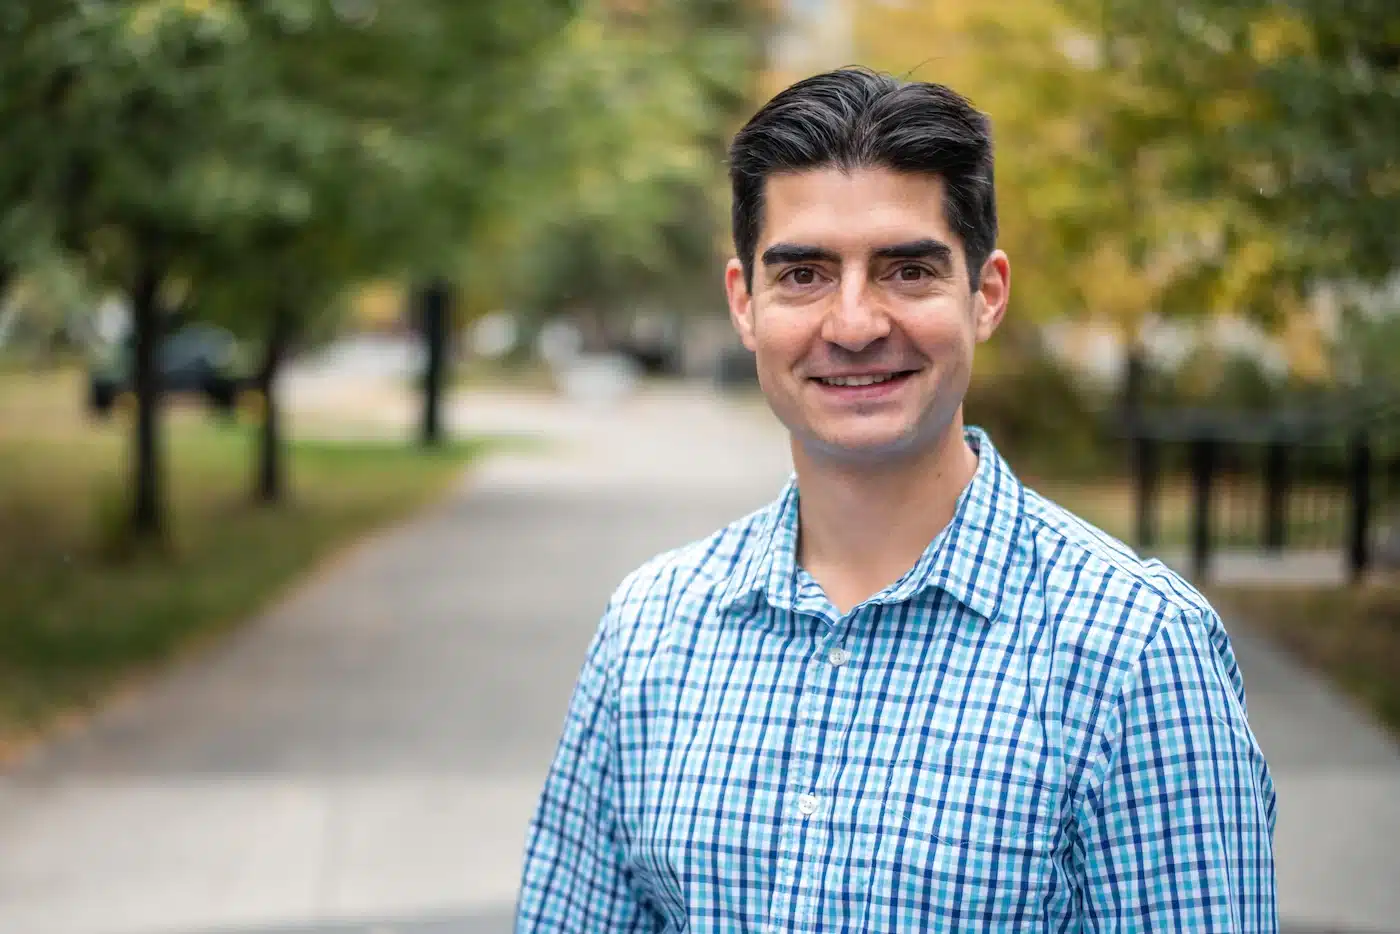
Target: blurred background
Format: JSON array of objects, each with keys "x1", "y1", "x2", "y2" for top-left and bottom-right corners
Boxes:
[{"x1": 0, "y1": 1, "x2": 1397, "y2": 932}]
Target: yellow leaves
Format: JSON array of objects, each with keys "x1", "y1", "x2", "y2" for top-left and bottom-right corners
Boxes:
[
  {"x1": 1280, "y1": 299, "x2": 1331, "y2": 382},
  {"x1": 1073, "y1": 241, "x2": 1154, "y2": 332},
  {"x1": 1203, "y1": 89, "x2": 1260, "y2": 127},
  {"x1": 350, "y1": 281, "x2": 404, "y2": 329},
  {"x1": 1371, "y1": 165, "x2": 1400, "y2": 198},
  {"x1": 127, "y1": 3, "x2": 163, "y2": 37},
  {"x1": 846, "y1": 0, "x2": 1315, "y2": 335},
  {"x1": 124, "y1": 0, "x2": 239, "y2": 46},
  {"x1": 1249, "y1": 12, "x2": 1312, "y2": 63},
  {"x1": 1211, "y1": 235, "x2": 1276, "y2": 313}
]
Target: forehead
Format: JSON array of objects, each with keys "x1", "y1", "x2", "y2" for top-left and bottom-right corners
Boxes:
[{"x1": 759, "y1": 166, "x2": 957, "y2": 256}]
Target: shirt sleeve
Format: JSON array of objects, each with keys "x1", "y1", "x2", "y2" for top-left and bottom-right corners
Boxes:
[
  {"x1": 516, "y1": 611, "x2": 651, "y2": 933},
  {"x1": 1073, "y1": 609, "x2": 1279, "y2": 932}
]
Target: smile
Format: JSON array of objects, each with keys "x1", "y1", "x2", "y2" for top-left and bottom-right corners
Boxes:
[{"x1": 813, "y1": 371, "x2": 916, "y2": 387}]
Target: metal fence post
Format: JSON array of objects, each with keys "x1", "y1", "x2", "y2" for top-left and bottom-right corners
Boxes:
[
  {"x1": 1263, "y1": 438, "x2": 1289, "y2": 552},
  {"x1": 1190, "y1": 437, "x2": 1215, "y2": 581},
  {"x1": 1135, "y1": 434, "x2": 1158, "y2": 550},
  {"x1": 1347, "y1": 429, "x2": 1372, "y2": 582}
]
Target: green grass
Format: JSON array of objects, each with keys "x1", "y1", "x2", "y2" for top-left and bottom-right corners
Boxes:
[
  {"x1": 1210, "y1": 582, "x2": 1400, "y2": 737},
  {"x1": 0, "y1": 368, "x2": 491, "y2": 756},
  {"x1": 447, "y1": 357, "x2": 558, "y2": 392}
]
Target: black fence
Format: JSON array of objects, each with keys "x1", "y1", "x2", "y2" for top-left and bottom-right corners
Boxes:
[{"x1": 1121, "y1": 391, "x2": 1400, "y2": 583}]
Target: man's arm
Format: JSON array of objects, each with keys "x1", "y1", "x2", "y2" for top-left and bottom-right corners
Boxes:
[
  {"x1": 1074, "y1": 609, "x2": 1278, "y2": 931},
  {"x1": 516, "y1": 613, "x2": 648, "y2": 933}
]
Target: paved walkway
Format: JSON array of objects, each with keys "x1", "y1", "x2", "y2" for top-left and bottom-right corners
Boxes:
[{"x1": 1, "y1": 385, "x2": 1398, "y2": 934}]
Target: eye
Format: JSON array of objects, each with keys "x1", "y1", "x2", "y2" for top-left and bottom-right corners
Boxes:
[
  {"x1": 894, "y1": 263, "x2": 931, "y2": 282},
  {"x1": 781, "y1": 266, "x2": 820, "y2": 286}
]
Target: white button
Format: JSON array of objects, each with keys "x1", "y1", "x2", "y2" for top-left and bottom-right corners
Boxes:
[
  {"x1": 828, "y1": 647, "x2": 850, "y2": 667},
  {"x1": 797, "y1": 793, "x2": 819, "y2": 815}
]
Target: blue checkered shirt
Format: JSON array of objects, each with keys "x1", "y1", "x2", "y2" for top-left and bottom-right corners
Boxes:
[{"x1": 517, "y1": 428, "x2": 1278, "y2": 932}]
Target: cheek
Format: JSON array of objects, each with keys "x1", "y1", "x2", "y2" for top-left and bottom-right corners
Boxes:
[
  {"x1": 750, "y1": 310, "x2": 813, "y2": 363},
  {"x1": 903, "y1": 303, "x2": 975, "y2": 356}
]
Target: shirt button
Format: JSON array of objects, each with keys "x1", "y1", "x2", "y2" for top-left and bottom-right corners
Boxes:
[
  {"x1": 797, "y1": 793, "x2": 819, "y2": 816},
  {"x1": 828, "y1": 647, "x2": 850, "y2": 667}
]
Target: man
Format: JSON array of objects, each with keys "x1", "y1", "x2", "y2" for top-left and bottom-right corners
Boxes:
[{"x1": 517, "y1": 67, "x2": 1277, "y2": 932}]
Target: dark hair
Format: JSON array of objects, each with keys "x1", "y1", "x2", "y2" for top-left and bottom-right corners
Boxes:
[{"x1": 728, "y1": 66, "x2": 997, "y2": 290}]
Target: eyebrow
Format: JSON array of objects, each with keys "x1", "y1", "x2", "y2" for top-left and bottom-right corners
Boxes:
[
  {"x1": 760, "y1": 243, "x2": 840, "y2": 266},
  {"x1": 759, "y1": 238, "x2": 954, "y2": 267},
  {"x1": 873, "y1": 238, "x2": 954, "y2": 264}
]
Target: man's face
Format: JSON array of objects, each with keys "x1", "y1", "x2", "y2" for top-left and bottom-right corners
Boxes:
[{"x1": 725, "y1": 166, "x2": 1009, "y2": 466}]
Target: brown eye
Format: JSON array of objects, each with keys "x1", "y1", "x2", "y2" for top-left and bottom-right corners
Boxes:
[
  {"x1": 897, "y1": 264, "x2": 928, "y2": 281},
  {"x1": 790, "y1": 267, "x2": 816, "y2": 285}
]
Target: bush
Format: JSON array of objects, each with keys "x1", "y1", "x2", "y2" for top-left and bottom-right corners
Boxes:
[{"x1": 964, "y1": 351, "x2": 1116, "y2": 481}]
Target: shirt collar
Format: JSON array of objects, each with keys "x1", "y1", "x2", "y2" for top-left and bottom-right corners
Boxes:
[
  {"x1": 717, "y1": 474, "x2": 800, "y2": 613},
  {"x1": 718, "y1": 427, "x2": 1023, "y2": 621}
]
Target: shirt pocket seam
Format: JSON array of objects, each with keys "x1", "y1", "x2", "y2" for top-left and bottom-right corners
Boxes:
[{"x1": 884, "y1": 758, "x2": 1056, "y2": 855}]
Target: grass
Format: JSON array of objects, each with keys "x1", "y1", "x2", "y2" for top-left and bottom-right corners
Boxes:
[
  {"x1": 0, "y1": 367, "x2": 491, "y2": 757},
  {"x1": 448, "y1": 357, "x2": 558, "y2": 392},
  {"x1": 1210, "y1": 581, "x2": 1400, "y2": 737}
]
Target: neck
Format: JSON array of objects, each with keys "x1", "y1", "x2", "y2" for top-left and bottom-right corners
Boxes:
[{"x1": 793, "y1": 414, "x2": 979, "y2": 613}]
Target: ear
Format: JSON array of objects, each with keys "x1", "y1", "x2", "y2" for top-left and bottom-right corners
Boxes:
[
  {"x1": 725, "y1": 258, "x2": 757, "y2": 351},
  {"x1": 973, "y1": 250, "x2": 1010, "y2": 343}
]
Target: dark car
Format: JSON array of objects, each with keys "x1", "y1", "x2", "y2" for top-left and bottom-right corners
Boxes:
[{"x1": 88, "y1": 324, "x2": 255, "y2": 417}]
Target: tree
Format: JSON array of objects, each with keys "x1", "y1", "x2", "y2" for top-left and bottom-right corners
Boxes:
[
  {"x1": 1, "y1": 0, "x2": 573, "y2": 526},
  {"x1": 852, "y1": 0, "x2": 1251, "y2": 347},
  {"x1": 0, "y1": 2, "x2": 285, "y2": 541},
  {"x1": 476, "y1": 0, "x2": 767, "y2": 341},
  {"x1": 1086, "y1": 0, "x2": 1399, "y2": 299},
  {"x1": 189, "y1": 0, "x2": 572, "y2": 483},
  {"x1": 844, "y1": 0, "x2": 1369, "y2": 405}
]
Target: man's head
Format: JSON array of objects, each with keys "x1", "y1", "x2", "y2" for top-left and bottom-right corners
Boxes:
[{"x1": 724, "y1": 67, "x2": 1010, "y2": 467}]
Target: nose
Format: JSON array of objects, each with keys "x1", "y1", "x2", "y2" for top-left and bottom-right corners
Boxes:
[{"x1": 820, "y1": 274, "x2": 890, "y2": 352}]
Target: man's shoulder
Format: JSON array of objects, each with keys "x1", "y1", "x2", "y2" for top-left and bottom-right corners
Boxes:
[
  {"x1": 1015, "y1": 483, "x2": 1246, "y2": 759},
  {"x1": 1019, "y1": 482, "x2": 1213, "y2": 622},
  {"x1": 1015, "y1": 484, "x2": 1221, "y2": 679}
]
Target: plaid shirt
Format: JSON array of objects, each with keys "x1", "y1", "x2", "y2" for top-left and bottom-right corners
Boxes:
[{"x1": 517, "y1": 428, "x2": 1278, "y2": 932}]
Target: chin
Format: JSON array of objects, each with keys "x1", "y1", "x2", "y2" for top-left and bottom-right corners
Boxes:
[{"x1": 799, "y1": 427, "x2": 926, "y2": 466}]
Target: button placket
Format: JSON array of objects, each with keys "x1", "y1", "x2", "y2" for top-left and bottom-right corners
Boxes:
[{"x1": 773, "y1": 625, "x2": 824, "y2": 933}]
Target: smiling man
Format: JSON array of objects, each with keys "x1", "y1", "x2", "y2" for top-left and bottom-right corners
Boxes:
[{"x1": 517, "y1": 67, "x2": 1278, "y2": 932}]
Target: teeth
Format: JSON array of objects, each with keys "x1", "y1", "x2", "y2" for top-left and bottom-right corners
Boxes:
[{"x1": 820, "y1": 374, "x2": 898, "y2": 387}]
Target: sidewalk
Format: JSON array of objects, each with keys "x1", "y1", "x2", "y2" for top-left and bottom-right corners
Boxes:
[{"x1": 0, "y1": 385, "x2": 1397, "y2": 934}]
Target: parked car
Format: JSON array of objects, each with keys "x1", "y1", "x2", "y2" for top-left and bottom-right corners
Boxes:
[{"x1": 88, "y1": 324, "x2": 256, "y2": 417}]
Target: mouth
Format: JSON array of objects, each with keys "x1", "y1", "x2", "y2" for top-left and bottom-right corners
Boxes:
[
  {"x1": 809, "y1": 369, "x2": 920, "y2": 398},
  {"x1": 813, "y1": 372, "x2": 913, "y2": 387}
]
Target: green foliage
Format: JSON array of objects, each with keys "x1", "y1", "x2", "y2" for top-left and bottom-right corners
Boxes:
[
  {"x1": 477, "y1": 0, "x2": 767, "y2": 323},
  {"x1": 964, "y1": 352, "x2": 1113, "y2": 479},
  {"x1": 0, "y1": 0, "x2": 576, "y2": 326},
  {"x1": 0, "y1": 0, "x2": 578, "y2": 533},
  {"x1": 1065, "y1": 0, "x2": 1400, "y2": 317},
  {"x1": 857, "y1": 0, "x2": 1398, "y2": 344}
]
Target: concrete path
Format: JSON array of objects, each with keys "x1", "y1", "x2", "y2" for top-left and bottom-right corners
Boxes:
[{"x1": 1, "y1": 385, "x2": 1398, "y2": 934}]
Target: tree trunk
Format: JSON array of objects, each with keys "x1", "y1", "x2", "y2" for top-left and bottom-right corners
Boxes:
[
  {"x1": 130, "y1": 259, "x2": 165, "y2": 541},
  {"x1": 418, "y1": 278, "x2": 452, "y2": 447},
  {"x1": 255, "y1": 300, "x2": 293, "y2": 504}
]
